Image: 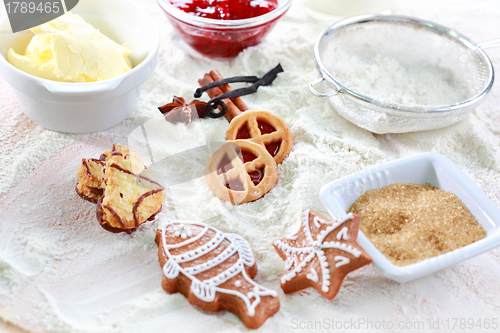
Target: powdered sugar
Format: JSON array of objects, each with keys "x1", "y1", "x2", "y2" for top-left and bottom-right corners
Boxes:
[
  {"x1": 328, "y1": 53, "x2": 472, "y2": 107},
  {"x1": 321, "y1": 21, "x2": 479, "y2": 108}
]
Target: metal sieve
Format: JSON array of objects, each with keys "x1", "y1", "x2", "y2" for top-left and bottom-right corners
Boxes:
[{"x1": 309, "y1": 15, "x2": 500, "y2": 134}]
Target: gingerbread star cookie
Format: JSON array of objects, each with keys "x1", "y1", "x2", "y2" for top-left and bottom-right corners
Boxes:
[
  {"x1": 273, "y1": 209, "x2": 371, "y2": 300},
  {"x1": 156, "y1": 220, "x2": 280, "y2": 329}
]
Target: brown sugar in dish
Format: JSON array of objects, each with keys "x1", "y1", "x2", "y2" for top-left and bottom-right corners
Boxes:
[{"x1": 347, "y1": 183, "x2": 486, "y2": 266}]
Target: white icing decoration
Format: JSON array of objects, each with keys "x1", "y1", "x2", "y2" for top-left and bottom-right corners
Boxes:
[
  {"x1": 275, "y1": 211, "x2": 359, "y2": 293},
  {"x1": 159, "y1": 220, "x2": 277, "y2": 317},
  {"x1": 171, "y1": 231, "x2": 224, "y2": 264},
  {"x1": 335, "y1": 255, "x2": 350, "y2": 267},
  {"x1": 284, "y1": 259, "x2": 294, "y2": 271},
  {"x1": 313, "y1": 216, "x2": 327, "y2": 229},
  {"x1": 164, "y1": 225, "x2": 209, "y2": 250},
  {"x1": 191, "y1": 279, "x2": 216, "y2": 302},
  {"x1": 280, "y1": 252, "x2": 315, "y2": 284},
  {"x1": 226, "y1": 233, "x2": 254, "y2": 267},
  {"x1": 337, "y1": 227, "x2": 349, "y2": 240},
  {"x1": 163, "y1": 258, "x2": 180, "y2": 279},
  {"x1": 306, "y1": 267, "x2": 319, "y2": 282},
  {"x1": 322, "y1": 241, "x2": 361, "y2": 257},
  {"x1": 174, "y1": 225, "x2": 192, "y2": 239},
  {"x1": 184, "y1": 242, "x2": 238, "y2": 275}
]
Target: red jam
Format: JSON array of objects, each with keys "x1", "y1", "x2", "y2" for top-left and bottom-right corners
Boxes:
[
  {"x1": 226, "y1": 178, "x2": 245, "y2": 191},
  {"x1": 239, "y1": 151, "x2": 257, "y2": 163},
  {"x1": 218, "y1": 149, "x2": 264, "y2": 188},
  {"x1": 248, "y1": 168, "x2": 264, "y2": 185},
  {"x1": 257, "y1": 120, "x2": 275, "y2": 134},
  {"x1": 235, "y1": 121, "x2": 281, "y2": 157},
  {"x1": 265, "y1": 141, "x2": 280, "y2": 157},
  {"x1": 217, "y1": 154, "x2": 234, "y2": 175},
  {"x1": 167, "y1": 0, "x2": 284, "y2": 59},
  {"x1": 171, "y1": 0, "x2": 278, "y2": 20},
  {"x1": 236, "y1": 124, "x2": 251, "y2": 140}
]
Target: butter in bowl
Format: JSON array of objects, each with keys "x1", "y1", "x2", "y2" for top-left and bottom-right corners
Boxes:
[
  {"x1": 7, "y1": 12, "x2": 133, "y2": 83},
  {"x1": 0, "y1": 0, "x2": 160, "y2": 133}
]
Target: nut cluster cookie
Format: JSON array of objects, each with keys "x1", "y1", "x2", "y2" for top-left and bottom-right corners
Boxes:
[
  {"x1": 76, "y1": 144, "x2": 165, "y2": 234},
  {"x1": 76, "y1": 144, "x2": 144, "y2": 202},
  {"x1": 156, "y1": 220, "x2": 280, "y2": 329},
  {"x1": 274, "y1": 210, "x2": 372, "y2": 300},
  {"x1": 76, "y1": 154, "x2": 108, "y2": 202}
]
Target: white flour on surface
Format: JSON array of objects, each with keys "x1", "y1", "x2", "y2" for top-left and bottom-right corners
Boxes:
[{"x1": 0, "y1": 0, "x2": 500, "y2": 332}]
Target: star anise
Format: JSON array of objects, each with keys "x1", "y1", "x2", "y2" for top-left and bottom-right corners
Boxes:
[{"x1": 158, "y1": 96, "x2": 207, "y2": 124}]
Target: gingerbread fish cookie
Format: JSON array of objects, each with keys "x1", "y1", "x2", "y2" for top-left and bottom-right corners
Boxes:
[
  {"x1": 274, "y1": 210, "x2": 371, "y2": 300},
  {"x1": 156, "y1": 220, "x2": 279, "y2": 329}
]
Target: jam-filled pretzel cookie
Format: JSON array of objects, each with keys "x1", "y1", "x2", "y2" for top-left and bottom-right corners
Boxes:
[
  {"x1": 205, "y1": 140, "x2": 278, "y2": 204},
  {"x1": 199, "y1": 70, "x2": 294, "y2": 165},
  {"x1": 225, "y1": 110, "x2": 293, "y2": 165},
  {"x1": 97, "y1": 150, "x2": 165, "y2": 234},
  {"x1": 155, "y1": 220, "x2": 279, "y2": 329},
  {"x1": 274, "y1": 210, "x2": 372, "y2": 300}
]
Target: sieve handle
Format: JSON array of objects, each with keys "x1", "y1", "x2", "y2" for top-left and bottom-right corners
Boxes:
[
  {"x1": 478, "y1": 38, "x2": 500, "y2": 49},
  {"x1": 309, "y1": 77, "x2": 339, "y2": 98}
]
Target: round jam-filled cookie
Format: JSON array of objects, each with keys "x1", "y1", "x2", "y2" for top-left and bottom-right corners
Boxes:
[
  {"x1": 274, "y1": 210, "x2": 372, "y2": 300},
  {"x1": 205, "y1": 140, "x2": 278, "y2": 204},
  {"x1": 225, "y1": 110, "x2": 293, "y2": 165},
  {"x1": 155, "y1": 220, "x2": 280, "y2": 329}
]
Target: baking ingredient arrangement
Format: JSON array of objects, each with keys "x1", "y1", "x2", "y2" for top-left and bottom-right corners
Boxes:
[{"x1": 1, "y1": 0, "x2": 500, "y2": 332}]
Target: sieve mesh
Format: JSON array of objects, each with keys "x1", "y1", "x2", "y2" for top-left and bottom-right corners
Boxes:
[{"x1": 315, "y1": 16, "x2": 494, "y2": 133}]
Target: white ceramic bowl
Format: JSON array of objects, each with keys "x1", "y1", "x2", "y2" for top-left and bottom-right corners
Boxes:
[
  {"x1": 0, "y1": 0, "x2": 160, "y2": 133},
  {"x1": 319, "y1": 152, "x2": 500, "y2": 282}
]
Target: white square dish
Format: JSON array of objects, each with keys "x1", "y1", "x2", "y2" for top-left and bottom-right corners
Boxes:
[{"x1": 319, "y1": 152, "x2": 500, "y2": 282}]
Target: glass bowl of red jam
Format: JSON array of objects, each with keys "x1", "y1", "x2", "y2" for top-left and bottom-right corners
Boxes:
[{"x1": 157, "y1": 0, "x2": 292, "y2": 60}]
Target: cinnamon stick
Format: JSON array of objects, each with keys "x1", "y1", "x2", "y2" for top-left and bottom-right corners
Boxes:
[
  {"x1": 198, "y1": 73, "x2": 249, "y2": 122},
  {"x1": 209, "y1": 70, "x2": 249, "y2": 113},
  {"x1": 198, "y1": 74, "x2": 234, "y2": 121}
]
